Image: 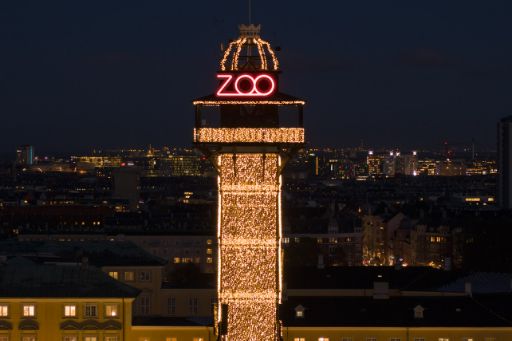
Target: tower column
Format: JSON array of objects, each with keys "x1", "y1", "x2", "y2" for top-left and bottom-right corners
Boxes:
[{"x1": 217, "y1": 153, "x2": 282, "y2": 340}]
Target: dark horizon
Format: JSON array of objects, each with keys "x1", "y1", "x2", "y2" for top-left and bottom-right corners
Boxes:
[{"x1": 1, "y1": 1, "x2": 511, "y2": 153}]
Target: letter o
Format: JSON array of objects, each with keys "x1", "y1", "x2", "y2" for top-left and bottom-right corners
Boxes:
[
  {"x1": 234, "y1": 75, "x2": 257, "y2": 95},
  {"x1": 254, "y1": 74, "x2": 275, "y2": 96}
]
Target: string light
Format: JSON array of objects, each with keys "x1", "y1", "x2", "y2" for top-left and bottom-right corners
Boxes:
[
  {"x1": 219, "y1": 30, "x2": 279, "y2": 71},
  {"x1": 209, "y1": 24, "x2": 305, "y2": 341},
  {"x1": 220, "y1": 39, "x2": 242, "y2": 71},
  {"x1": 217, "y1": 153, "x2": 281, "y2": 341},
  {"x1": 259, "y1": 38, "x2": 279, "y2": 71},
  {"x1": 193, "y1": 100, "x2": 305, "y2": 106},
  {"x1": 232, "y1": 38, "x2": 247, "y2": 71},
  {"x1": 194, "y1": 128, "x2": 304, "y2": 144},
  {"x1": 255, "y1": 38, "x2": 268, "y2": 70}
]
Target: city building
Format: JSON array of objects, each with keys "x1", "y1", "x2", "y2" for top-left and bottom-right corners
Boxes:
[
  {"x1": 112, "y1": 166, "x2": 141, "y2": 211},
  {"x1": 168, "y1": 155, "x2": 202, "y2": 177},
  {"x1": 498, "y1": 115, "x2": 512, "y2": 209},
  {"x1": 2, "y1": 243, "x2": 512, "y2": 340},
  {"x1": 0, "y1": 240, "x2": 166, "y2": 317},
  {"x1": 367, "y1": 151, "x2": 383, "y2": 178},
  {"x1": 0, "y1": 256, "x2": 139, "y2": 341},
  {"x1": 16, "y1": 145, "x2": 34, "y2": 166}
]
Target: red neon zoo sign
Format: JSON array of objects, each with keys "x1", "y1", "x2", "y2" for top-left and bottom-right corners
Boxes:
[{"x1": 216, "y1": 73, "x2": 276, "y2": 97}]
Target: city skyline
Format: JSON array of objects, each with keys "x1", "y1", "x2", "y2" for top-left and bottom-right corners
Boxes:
[
  {"x1": 2, "y1": 3, "x2": 512, "y2": 341},
  {"x1": 1, "y1": 1, "x2": 511, "y2": 153}
]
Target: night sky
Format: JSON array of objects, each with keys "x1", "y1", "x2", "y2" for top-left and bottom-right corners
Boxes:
[{"x1": 1, "y1": 1, "x2": 511, "y2": 154}]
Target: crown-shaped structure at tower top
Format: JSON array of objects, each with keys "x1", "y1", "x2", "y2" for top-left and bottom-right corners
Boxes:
[{"x1": 220, "y1": 24, "x2": 279, "y2": 72}]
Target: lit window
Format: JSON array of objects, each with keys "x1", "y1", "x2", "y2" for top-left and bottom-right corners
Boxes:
[
  {"x1": 167, "y1": 297, "x2": 176, "y2": 315},
  {"x1": 206, "y1": 257, "x2": 213, "y2": 264},
  {"x1": 294, "y1": 338, "x2": 306, "y2": 341},
  {"x1": 166, "y1": 338, "x2": 177, "y2": 341},
  {"x1": 84, "y1": 337, "x2": 97, "y2": 341},
  {"x1": 124, "y1": 271, "x2": 135, "y2": 281},
  {"x1": 84, "y1": 304, "x2": 97, "y2": 318},
  {"x1": 206, "y1": 239, "x2": 212, "y2": 245},
  {"x1": 462, "y1": 339, "x2": 474, "y2": 341},
  {"x1": 138, "y1": 338, "x2": 150, "y2": 341},
  {"x1": 0, "y1": 336, "x2": 8, "y2": 341},
  {"x1": 414, "y1": 338, "x2": 425, "y2": 341},
  {"x1": 206, "y1": 248, "x2": 212, "y2": 255},
  {"x1": 138, "y1": 271, "x2": 151, "y2": 281},
  {"x1": 22, "y1": 304, "x2": 35, "y2": 317},
  {"x1": 105, "y1": 304, "x2": 118, "y2": 317},
  {"x1": 62, "y1": 336, "x2": 77, "y2": 341},
  {"x1": 438, "y1": 339, "x2": 450, "y2": 341},
  {"x1": 108, "y1": 271, "x2": 119, "y2": 280},
  {"x1": 0, "y1": 304, "x2": 8, "y2": 317},
  {"x1": 318, "y1": 338, "x2": 329, "y2": 341},
  {"x1": 104, "y1": 337, "x2": 118, "y2": 341},
  {"x1": 193, "y1": 338, "x2": 204, "y2": 341},
  {"x1": 64, "y1": 305, "x2": 77, "y2": 317},
  {"x1": 173, "y1": 257, "x2": 181, "y2": 264},
  {"x1": 21, "y1": 337, "x2": 36, "y2": 341}
]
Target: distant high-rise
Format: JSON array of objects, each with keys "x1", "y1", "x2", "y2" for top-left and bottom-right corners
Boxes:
[
  {"x1": 498, "y1": 115, "x2": 512, "y2": 209},
  {"x1": 367, "y1": 151, "x2": 383, "y2": 177},
  {"x1": 112, "y1": 166, "x2": 141, "y2": 211},
  {"x1": 16, "y1": 145, "x2": 34, "y2": 166}
]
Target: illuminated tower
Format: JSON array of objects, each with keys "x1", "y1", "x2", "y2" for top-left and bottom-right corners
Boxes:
[{"x1": 193, "y1": 24, "x2": 305, "y2": 340}]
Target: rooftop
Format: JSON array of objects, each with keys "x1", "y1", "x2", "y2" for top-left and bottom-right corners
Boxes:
[
  {"x1": 0, "y1": 240, "x2": 166, "y2": 267},
  {"x1": 281, "y1": 294, "x2": 512, "y2": 327},
  {"x1": 0, "y1": 257, "x2": 140, "y2": 298},
  {"x1": 285, "y1": 266, "x2": 463, "y2": 291}
]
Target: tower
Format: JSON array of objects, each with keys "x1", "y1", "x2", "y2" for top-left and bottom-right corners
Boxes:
[
  {"x1": 498, "y1": 115, "x2": 512, "y2": 209},
  {"x1": 193, "y1": 25, "x2": 305, "y2": 340}
]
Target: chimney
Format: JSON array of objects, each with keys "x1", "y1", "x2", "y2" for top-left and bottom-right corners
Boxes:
[
  {"x1": 443, "y1": 257, "x2": 452, "y2": 271},
  {"x1": 317, "y1": 254, "x2": 325, "y2": 269},
  {"x1": 81, "y1": 256, "x2": 89, "y2": 270},
  {"x1": 373, "y1": 281, "x2": 389, "y2": 299},
  {"x1": 413, "y1": 305, "x2": 424, "y2": 319},
  {"x1": 465, "y1": 282, "x2": 472, "y2": 297}
]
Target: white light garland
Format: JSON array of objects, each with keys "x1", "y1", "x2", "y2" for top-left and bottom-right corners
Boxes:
[
  {"x1": 217, "y1": 153, "x2": 281, "y2": 341},
  {"x1": 219, "y1": 34, "x2": 279, "y2": 71},
  {"x1": 194, "y1": 128, "x2": 305, "y2": 144}
]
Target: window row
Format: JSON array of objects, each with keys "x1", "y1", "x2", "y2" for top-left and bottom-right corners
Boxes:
[
  {"x1": 293, "y1": 337, "x2": 486, "y2": 341},
  {"x1": 108, "y1": 271, "x2": 151, "y2": 282},
  {"x1": 0, "y1": 303, "x2": 119, "y2": 318},
  {"x1": 165, "y1": 297, "x2": 210, "y2": 316},
  {"x1": 0, "y1": 336, "x2": 119, "y2": 341},
  {"x1": 138, "y1": 338, "x2": 203, "y2": 341}
]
